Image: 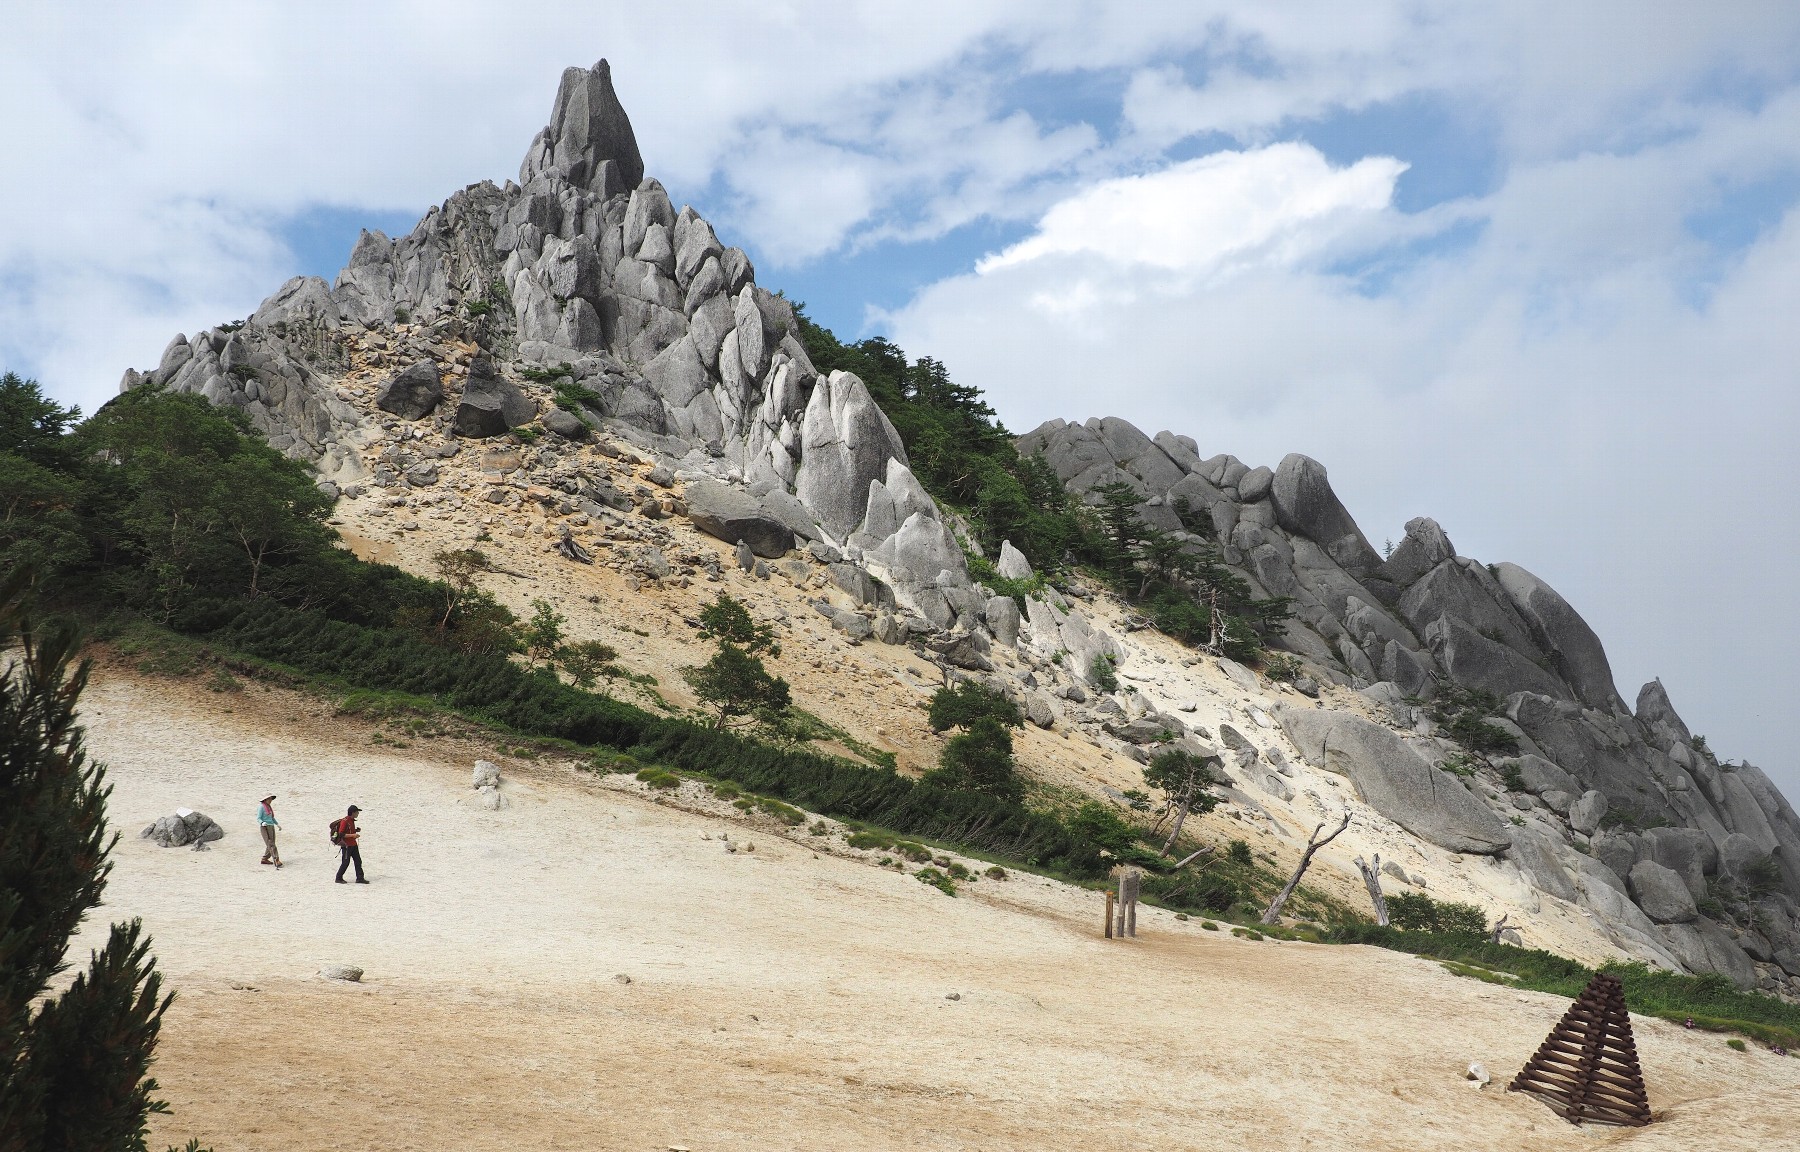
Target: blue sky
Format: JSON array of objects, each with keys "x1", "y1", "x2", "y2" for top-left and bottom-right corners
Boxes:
[{"x1": 4, "y1": 3, "x2": 1799, "y2": 795}]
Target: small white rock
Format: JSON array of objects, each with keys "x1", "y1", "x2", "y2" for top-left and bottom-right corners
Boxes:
[{"x1": 1466, "y1": 1062, "x2": 1491, "y2": 1088}]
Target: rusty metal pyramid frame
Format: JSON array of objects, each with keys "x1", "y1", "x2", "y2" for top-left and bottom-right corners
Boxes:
[{"x1": 1507, "y1": 972, "x2": 1652, "y2": 1126}]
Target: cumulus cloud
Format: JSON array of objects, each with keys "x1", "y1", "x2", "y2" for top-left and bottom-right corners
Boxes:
[{"x1": 978, "y1": 144, "x2": 1406, "y2": 278}]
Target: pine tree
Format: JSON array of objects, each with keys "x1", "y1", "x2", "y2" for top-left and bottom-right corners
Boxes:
[{"x1": 0, "y1": 569, "x2": 192, "y2": 1151}]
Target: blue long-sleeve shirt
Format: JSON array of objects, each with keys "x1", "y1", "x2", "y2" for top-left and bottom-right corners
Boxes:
[{"x1": 257, "y1": 804, "x2": 279, "y2": 828}]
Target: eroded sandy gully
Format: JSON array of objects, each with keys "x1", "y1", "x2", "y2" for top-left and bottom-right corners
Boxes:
[{"x1": 70, "y1": 667, "x2": 1800, "y2": 1151}]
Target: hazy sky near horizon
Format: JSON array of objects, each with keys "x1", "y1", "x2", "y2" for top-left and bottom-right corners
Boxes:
[{"x1": 4, "y1": 4, "x2": 1797, "y2": 794}]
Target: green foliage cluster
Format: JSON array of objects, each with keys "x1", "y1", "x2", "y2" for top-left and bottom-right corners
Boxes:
[
  {"x1": 1428, "y1": 684, "x2": 1520, "y2": 755},
  {"x1": 922, "y1": 681, "x2": 1023, "y2": 802},
  {"x1": 0, "y1": 571, "x2": 209, "y2": 1150},
  {"x1": 1385, "y1": 891, "x2": 1491, "y2": 936},
  {"x1": 683, "y1": 594, "x2": 790, "y2": 731},
  {"x1": 795, "y1": 309, "x2": 1086, "y2": 566}
]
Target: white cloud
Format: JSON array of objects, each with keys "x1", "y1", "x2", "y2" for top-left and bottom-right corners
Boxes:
[{"x1": 977, "y1": 144, "x2": 1406, "y2": 278}]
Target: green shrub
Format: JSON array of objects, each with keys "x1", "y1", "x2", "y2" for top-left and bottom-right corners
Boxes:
[
  {"x1": 1262, "y1": 653, "x2": 1301, "y2": 682},
  {"x1": 985, "y1": 866, "x2": 1007, "y2": 880},
  {"x1": 847, "y1": 830, "x2": 896, "y2": 852},
  {"x1": 635, "y1": 767, "x2": 679, "y2": 789},
  {"x1": 915, "y1": 867, "x2": 957, "y2": 897},
  {"x1": 1386, "y1": 892, "x2": 1489, "y2": 936},
  {"x1": 1227, "y1": 839, "x2": 1253, "y2": 866},
  {"x1": 1088, "y1": 653, "x2": 1119, "y2": 694},
  {"x1": 1727, "y1": 1039, "x2": 1747, "y2": 1052}
]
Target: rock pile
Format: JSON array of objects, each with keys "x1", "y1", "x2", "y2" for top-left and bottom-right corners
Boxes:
[{"x1": 140, "y1": 810, "x2": 225, "y2": 850}]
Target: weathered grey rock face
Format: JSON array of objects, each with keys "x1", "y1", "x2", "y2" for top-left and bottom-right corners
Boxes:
[
  {"x1": 793, "y1": 371, "x2": 908, "y2": 541},
  {"x1": 1509, "y1": 754, "x2": 1579, "y2": 797},
  {"x1": 1658, "y1": 919, "x2": 1760, "y2": 989},
  {"x1": 1278, "y1": 707, "x2": 1513, "y2": 854},
  {"x1": 518, "y1": 59, "x2": 643, "y2": 195},
  {"x1": 454, "y1": 361, "x2": 536, "y2": 438},
  {"x1": 1628, "y1": 860, "x2": 1697, "y2": 923},
  {"x1": 1425, "y1": 613, "x2": 1568, "y2": 701},
  {"x1": 683, "y1": 479, "x2": 794, "y2": 558},
  {"x1": 1492, "y1": 562, "x2": 1623, "y2": 710},
  {"x1": 1379, "y1": 517, "x2": 1454, "y2": 588},
  {"x1": 376, "y1": 360, "x2": 442, "y2": 420},
  {"x1": 1269, "y1": 454, "x2": 1382, "y2": 575}
]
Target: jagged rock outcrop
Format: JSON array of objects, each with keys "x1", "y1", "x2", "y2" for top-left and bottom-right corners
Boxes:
[
  {"x1": 1018, "y1": 405, "x2": 1799, "y2": 989},
  {"x1": 121, "y1": 57, "x2": 976, "y2": 619}
]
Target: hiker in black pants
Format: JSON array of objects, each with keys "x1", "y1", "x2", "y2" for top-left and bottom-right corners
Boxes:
[{"x1": 334, "y1": 805, "x2": 368, "y2": 884}]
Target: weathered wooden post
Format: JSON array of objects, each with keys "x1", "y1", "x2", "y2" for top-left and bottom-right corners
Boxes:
[
  {"x1": 1124, "y1": 869, "x2": 1140, "y2": 938},
  {"x1": 1104, "y1": 888, "x2": 1115, "y2": 938}
]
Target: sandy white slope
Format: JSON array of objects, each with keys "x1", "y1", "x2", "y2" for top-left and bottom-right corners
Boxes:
[{"x1": 64, "y1": 665, "x2": 1798, "y2": 1151}]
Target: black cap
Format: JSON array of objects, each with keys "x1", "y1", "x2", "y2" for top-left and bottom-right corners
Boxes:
[{"x1": 347, "y1": 805, "x2": 361, "y2": 814}]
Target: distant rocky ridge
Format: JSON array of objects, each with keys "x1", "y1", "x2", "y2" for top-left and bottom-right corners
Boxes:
[
  {"x1": 1019, "y1": 417, "x2": 1800, "y2": 989},
  {"x1": 120, "y1": 59, "x2": 1800, "y2": 995}
]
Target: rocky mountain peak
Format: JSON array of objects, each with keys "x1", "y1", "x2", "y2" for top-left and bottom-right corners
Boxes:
[{"x1": 519, "y1": 58, "x2": 644, "y2": 197}]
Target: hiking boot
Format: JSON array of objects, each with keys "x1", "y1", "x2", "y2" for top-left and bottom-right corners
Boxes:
[
  {"x1": 335, "y1": 878, "x2": 348, "y2": 884},
  {"x1": 354, "y1": 878, "x2": 370, "y2": 884}
]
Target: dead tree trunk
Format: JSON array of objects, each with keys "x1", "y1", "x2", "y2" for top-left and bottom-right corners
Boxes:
[
  {"x1": 1490, "y1": 912, "x2": 1514, "y2": 945},
  {"x1": 1170, "y1": 843, "x2": 1214, "y2": 870},
  {"x1": 1260, "y1": 812, "x2": 1351, "y2": 926},
  {"x1": 1354, "y1": 854, "x2": 1390, "y2": 927},
  {"x1": 1159, "y1": 794, "x2": 1194, "y2": 856}
]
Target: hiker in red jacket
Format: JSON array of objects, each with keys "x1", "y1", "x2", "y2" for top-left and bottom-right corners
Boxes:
[{"x1": 334, "y1": 805, "x2": 368, "y2": 884}]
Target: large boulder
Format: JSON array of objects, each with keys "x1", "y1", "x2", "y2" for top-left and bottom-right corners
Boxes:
[
  {"x1": 1269, "y1": 454, "x2": 1382, "y2": 575},
  {"x1": 794, "y1": 371, "x2": 909, "y2": 540},
  {"x1": 1491, "y1": 563, "x2": 1624, "y2": 710},
  {"x1": 1277, "y1": 708, "x2": 1513, "y2": 854},
  {"x1": 1507, "y1": 754, "x2": 1578, "y2": 797},
  {"x1": 517, "y1": 58, "x2": 643, "y2": 196},
  {"x1": 683, "y1": 480, "x2": 794, "y2": 558},
  {"x1": 454, "y1": 361, "x2": 536, "y2": 438},
  {"x1": 1627, "y1": 860, "x2": 1697, "y2": 923},
  {"x1": 376, "y1": 360, "x2": 444, "y2": 420},
  {"x1": 1641, "y1": 826, "x2": 1718, "y2": 902},
  {"x1": 1378, "y1": 516, "x2": 1454, "y2": 588},
  {"x1": 996, "y1": 540, "x2": 1033, "y2": 580},
  {"x1": 1568, "y1": 789, "x2": 1609, "y2": 836}
]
